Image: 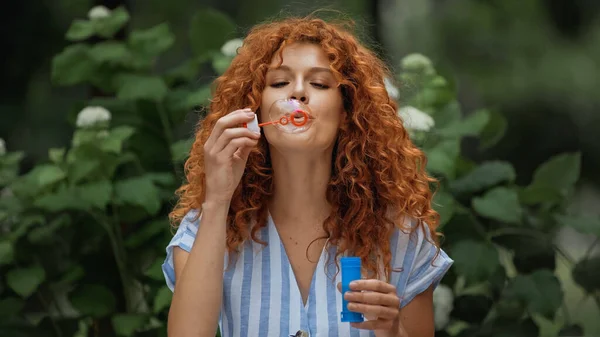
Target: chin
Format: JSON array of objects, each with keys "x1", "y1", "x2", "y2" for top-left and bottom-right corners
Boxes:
[{"x1": 267, "y1": 128, "x2": 333, "y2": 154}]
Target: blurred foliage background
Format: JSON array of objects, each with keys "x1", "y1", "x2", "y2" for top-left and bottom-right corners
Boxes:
[{"x1": 0, "y1": 0, "x2": 599, "y2": 337}]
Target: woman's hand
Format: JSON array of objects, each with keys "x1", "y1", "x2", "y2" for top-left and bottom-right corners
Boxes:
[
  {"x1": 203, "y1": 108, "x2": 261, "y2": 204},
  {"x1": 339, "y1": 279, "x2": 402, "y2": 334}
]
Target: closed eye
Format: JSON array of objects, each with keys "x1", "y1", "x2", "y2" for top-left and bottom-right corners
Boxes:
[
  {"x1": 311, "y1": 83, "x2": 329, "y2": 89},
  {"x1": 270, "y1": 82, "x2": 289, "y2": 88}
]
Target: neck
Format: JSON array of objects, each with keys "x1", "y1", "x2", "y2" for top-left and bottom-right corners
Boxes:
[{"x1": 268, "y1": 147, "x2": 333, "y2": 227}]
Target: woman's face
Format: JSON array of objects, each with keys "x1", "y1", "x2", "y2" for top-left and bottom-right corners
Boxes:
[{"x1": 260, "y1": 42, "x2": 345, "y2": 153}]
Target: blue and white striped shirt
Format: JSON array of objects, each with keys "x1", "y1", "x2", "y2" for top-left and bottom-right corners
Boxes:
[{"x1": 162, "y1": 210, "x2": 453, "y2": 337}]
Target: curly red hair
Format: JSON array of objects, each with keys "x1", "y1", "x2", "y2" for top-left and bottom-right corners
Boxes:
[{"x1": 170, "y1": 15, "x2": 440, "y2": 280}]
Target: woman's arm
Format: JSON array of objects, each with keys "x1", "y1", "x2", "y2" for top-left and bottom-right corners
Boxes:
[
  {"x1": 395, "y1": 285, "x2": 435, "y2": 337},
  {"x1": 167, "y1": 201, "x2": 229, "y2": 337}
]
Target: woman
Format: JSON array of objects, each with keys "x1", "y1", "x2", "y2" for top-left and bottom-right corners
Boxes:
[{"x1": 162, "y1": 15, "x2": 453, "y2": 337}]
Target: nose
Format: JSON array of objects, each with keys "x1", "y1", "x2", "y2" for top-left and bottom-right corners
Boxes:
[
  {"x1": 289, "y1": 81, "x2": 308, "y2": 103},
  {"x1": 290, "y1": 94, "x2": 307, "y2": 103}
]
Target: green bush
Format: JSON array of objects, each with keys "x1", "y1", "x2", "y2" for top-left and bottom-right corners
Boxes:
[{"x1": 0, "y1": 5, "x2": 598, "y2": 337}]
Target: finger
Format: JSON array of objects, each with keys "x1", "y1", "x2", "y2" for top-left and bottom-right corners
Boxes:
[
  {"x1": 344, "y1": 291, "x2": 400, "y2": 308},
  {"x1": 205, "y1": 109, "x2": 255, "y2": 149},
  {"x1": 221, "y1": 136, "x2": 259, "y2": 160},
  {"x1": 350, "y1": 320, "x2": 394, "y2": 331},
  {"x1": 347, "y1": 302, "x2": 398, "y2": 320},
  {"x1": 233, "y1": 139, "x2": 257, "y2": 161},
  {"x1": 212, "y1": 126, "x2": 260, "y2": 154},
  {"x1": 337, "y1": 282, "x2": 341, "y2": 293},
  {"x1": 350, "y1": 279, "x2": 396, "y2": 294}
]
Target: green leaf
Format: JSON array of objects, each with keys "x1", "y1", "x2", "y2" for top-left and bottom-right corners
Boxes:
[
  {"x1": 432, "y1": 191, "x2": 455, "y2": 228},
  {"x1": 99, "y1": 126, "x2": 136, "y2": 154},
  {"x1": 129, "y1": 23, "x2": 175, "y2": 56},
  {"x1": 479, "y1": 110, "x2": 507, "y2": 150},
  {"x1": 165, "y1": 87, "x2": 211, "y2": 121},
  {"x1": 519, "y1": 185, "x2": 563, "y2": 205},
  {"x1": 0, "y1": 241, "x2": 14, "y2": 266},
  {"x1": 65, "y1": 19, "x2": 95, "y2": 41},
  {"x1": 58, "y1": 265, "x2": 85, "y2": 285},
  {"x1": 144, "y1": 258, "x2": 165, "y2": 281},
  {"x1": 424, "y1": 139, "x2": 460, "y2": 179},
  {"x1": 80, "y1": 180, "x2": 113, "y2": 210},
  {"x1": 73, "y1": 319, "x2": 92, "y2": 337},
  {"x1": 505, "y1": 270, "x2": 563, "y2": 319},
  {"x1": 451, "y1": 240, "x2": 500, "y2": 285},
  {"x1": 116, "y1": 74, "x2": 168, "y2": 101},
  {"x1": 69, "y1": 159, "x2": 101, "y2": 184},
  {"x1": 472, "y1": 187, "x2": 523, "y2": 224},
  {"x1": 35, "y1": 187, "x2": 89, "y2": 212},
  {"x1": 115, "y1": 176, "x2": 161, "y2": 215},
  {"x1": 90, "y1": 41, "x2": 133, "y2": 65},
  {"x1": 0, "y1": 152, "x2": 25, "y2": 186},
  {"x1": 145, "y1": 172, "x2": 176, "y2": 186},
  {"x1": 92, "y1": 6, "x2": 130, "y2": 38},
  {"x1": 437, "y1": 109, "x2": 490, "y2": 138},
  {"x1": 432, "y1": 101, "x2": 462, "y2": 129},
  {"x1": 125, "y1": 219, "x2": 169, "y2": 248},
  {"x1": 531, "y1": 152, "x2": 581, "y2": 192},
  {"x1": 70, "y1": 284, "x2": 116, "y2": 317},
  {"x1": 153, "y1": 286, "x2": 172, "y2": 313},
  {"x1": 35, "y1": 164, "x2": 67, "y2": 188},
  {"x1": 212, "y1": 54, "x2": 234, "y2": 74},
  {"x1": 189, "y1": 9, "x2": 236, "y2": 56},
  {"x1": 49, "y1": 148, "x2": 66, "y2": 164},
  {"x1": 165, "y1": 60, "x2": 201, "y2": 85},
  {"x1": 112, "y1": 314, "x2": 149, "y2": 336},
  {"x1": 450, "y1": 161, "x2": 516, "y2": 195},
  {"x1": 34, "y1": 181, "x2": 112, "y2": 212},
  {"x1": 0, "y1": 297, "x2": 25, "y2": 318},
  {"x1": 554, "y1": 214, "x2": 600, "y2": 237},
  {"x1": 572, "y1": 256, "x2": 600, "y2": 293},
  {"x1": 170, "y1": 138, "x2": 194, "y2": 162},
  {"x1": 27, "y1": 214, "x2": 71, "y2": 244},
  {"x1": 8, "y1": 215, "x2": 45, "y2": 241},
  {"x1": 51, "y1": 44, "x2": 95, "y2": 86},
  {"x1": 6, "y1": 266, "x2": 46, "y2": 298}
]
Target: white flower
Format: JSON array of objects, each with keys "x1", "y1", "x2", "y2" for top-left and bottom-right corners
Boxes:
[
  {"x1": 76, "y1": 106, "x2": 111, "y2": 128},
  {"x1": 401, "y1": 53, "x2": 435, "y2": 74},
  {"x1": 384, "y1": 77, "x2": 399, "y2": 100},
  {"x1": 433, "y1": 284, "x2": 454, "y2": 330},
  {"x1": 0, "y1": 138, "x2": 5, "y2": 156},
  {"x1": 220, "y1": 38, "x2": 243, "y2": 57},
  {"x1": 88, "y1": 6, "x2": 111, "y2": 20},
  {"x1": 398, "y1": 106, "x2": 435, "y2": 132}
]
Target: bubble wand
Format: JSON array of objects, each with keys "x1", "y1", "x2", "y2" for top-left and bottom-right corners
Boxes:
[{"x1": 243, "y1": 99, "x2": 313, "y2": 134}]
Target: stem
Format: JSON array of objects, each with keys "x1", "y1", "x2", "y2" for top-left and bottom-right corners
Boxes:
[
  {"x1": 554, "y1": 245, "x2": 576, "y2": 266},
  {"x1": 465, "y1": 210, "x2": 491, "y2": 243},
  {"x1": 20, "y1": 256, "x2": 63, "y2": 337},
  {"x1": 36, "y1": 292, "x2": 63, "y2": 337},
  {"x1": 561, "y1": 301, "x2": 572, "y2": 325},
  {"x1": 486, "y1": 226, "x2": 548, "y2": 241},
  {"x1": 92, "y1": 211, "x2": 134, "y2": 312},
  {"x1": 583, "y1": 237, "x2": 599, "y2": 260},
  {"x1": 157, "y1": 102, "x2": 173, "y2": 145},
  {"x1": 157, "y1": 102, "x2": 179, "y2": 175},
  {"x1": 594, "y1": 294, "x2": 600, "y2": 312}
]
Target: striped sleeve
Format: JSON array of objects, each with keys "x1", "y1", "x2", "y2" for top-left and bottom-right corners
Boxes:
[
  {"x1": 162, "y1": 209, "x2": 201, "y2": 292},
  {"x1": 400, "y1": 225, "x2": 453, "y2": 307}
]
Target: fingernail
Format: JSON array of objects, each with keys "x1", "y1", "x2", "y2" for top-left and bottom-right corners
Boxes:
[
  {"x1": 246, "y1": 111, "x2": 255, "y2": 117},
  {"x1": 350, "y1": 281, "x2": 358, "y2": 287}
]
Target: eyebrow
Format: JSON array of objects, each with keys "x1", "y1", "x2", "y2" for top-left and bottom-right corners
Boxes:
[{"x1": 267, "y1": 65, "x2": 333, "y2": 74}]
